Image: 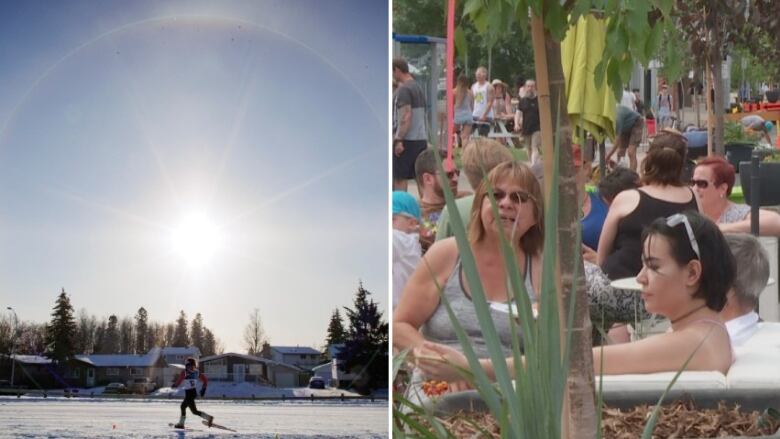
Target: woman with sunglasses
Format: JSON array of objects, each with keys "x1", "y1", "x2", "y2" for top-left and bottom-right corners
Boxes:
[
  {"x1": 598, "y1": 130, "x2": 700, "y2": 280},
  {"x1": 416, "y1": 210, "x2": 736, "y2": 381},
  {"x1": 394, "y1": 161, "x2": 544, "y2": 395},
  {"x1": 692, "y1": 156, "x2": 780, "y2": 235}
]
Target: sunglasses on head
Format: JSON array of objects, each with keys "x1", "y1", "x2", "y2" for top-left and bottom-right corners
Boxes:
[
  {"x1": 487, "y1": 189, "x2": 532, "y2": 204},
  {"x1": 666, "y1": 213, "x2": 700, "y2": 259},
  {"x1": 689, "y1": 179, "x2": 710, "y2": 189}
]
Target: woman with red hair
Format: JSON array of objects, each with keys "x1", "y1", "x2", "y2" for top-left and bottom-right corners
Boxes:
[{"x1": 692, "y1": 156, "x2": 780, "y2": 235}]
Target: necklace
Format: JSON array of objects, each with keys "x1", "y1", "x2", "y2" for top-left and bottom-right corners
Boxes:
[{"x1": 670, "y1": 303, "x2": 708, "y2": 325}]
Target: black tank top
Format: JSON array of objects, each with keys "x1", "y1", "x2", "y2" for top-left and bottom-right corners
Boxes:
[{"x1": 602, "y1": 189, "x2": 698, "y2": 280}]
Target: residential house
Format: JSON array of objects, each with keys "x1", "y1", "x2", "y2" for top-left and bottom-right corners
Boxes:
[
  {"x1": 73, "y1": 348, "x2": 165, "y2": 388},
  {"x1": 260, "y1": 343, "x2": 322, "y2": 370},
  {"x1": 200, "y1": 353, "x2": 306, "y2": 387},
  {"x1": 327, "y1": 344, "x2": 358, "y2": 389}
]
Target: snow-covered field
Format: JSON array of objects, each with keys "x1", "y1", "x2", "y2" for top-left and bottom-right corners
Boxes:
[{"x1": 0, "y1": 396, "x2": 388, "y2": 438}]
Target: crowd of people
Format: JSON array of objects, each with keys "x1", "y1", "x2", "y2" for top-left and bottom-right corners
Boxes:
[{"x1": 391, "y1": 56, "x2": 777, "y2": 402}]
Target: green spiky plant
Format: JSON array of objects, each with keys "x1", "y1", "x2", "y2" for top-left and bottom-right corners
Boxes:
[
  {"x1": 393, "y1": 104, "x2": 580, "y2": 438},
  {"x1": 392, "y1": 113, "x2": 710, "y2": 438}
]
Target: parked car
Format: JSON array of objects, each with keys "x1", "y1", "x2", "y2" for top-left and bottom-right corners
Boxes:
[
  {"x1": 103, "y1": 383, "x2": 128, "y2": 394},
  {"x1": 308, "y1": 376, "x2": 325, "y2": 389},
  {"x1": 128, "y1": 377, "x2": 156, "y2": 394}
]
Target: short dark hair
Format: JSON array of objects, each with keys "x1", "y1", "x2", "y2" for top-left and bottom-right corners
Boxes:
[
  {"x1": 392, "y1": 58, "x2": 409, "y2": 74},
  {"x1": 641, "y1": 130, "x2": 688, "y2": 186},
  {"x1": 642, "y1": 211, "x2": 735, "y2": 312},
  {"x1": 414, "y1": 148, "x2": 439, "y2": 186},
  {"x1": 598, "y1": 167, "x2": 640, "y2": 204}
]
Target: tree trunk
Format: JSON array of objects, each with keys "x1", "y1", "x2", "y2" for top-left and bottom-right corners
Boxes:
[
  {"x1": 531, "y1": 13, "x2": 597, "y2": 439},
  {"x1": 710, "y1": 44, "x2": 725, "y2": 156}
]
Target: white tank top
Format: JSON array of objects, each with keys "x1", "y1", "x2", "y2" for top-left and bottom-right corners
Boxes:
[{"x1": 471, "y1": 82, "x2": 494, "y2": 119}]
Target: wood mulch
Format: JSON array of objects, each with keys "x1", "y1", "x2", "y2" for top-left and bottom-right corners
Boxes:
[{"x1": 426, "y1": 401, "x2": 780, "y2": 438}]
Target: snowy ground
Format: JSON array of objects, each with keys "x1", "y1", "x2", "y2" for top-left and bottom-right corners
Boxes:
[{"x1": 0, "y1": 396, "x2": 388, "y2": 438}]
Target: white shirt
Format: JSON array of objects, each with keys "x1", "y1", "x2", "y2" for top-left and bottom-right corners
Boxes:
[
  {"x1": 392, "y1": 230, "x2": 422, "y2": 309},
  {"x1": 620, "y1": 90, "x2": 636, "y2": 111},
  {"x1": 471, "y1": 82, "x2": 494, "y2": 119},
  {"x1": 725, "y1": 311, "x2": 759, "y2": 347}
]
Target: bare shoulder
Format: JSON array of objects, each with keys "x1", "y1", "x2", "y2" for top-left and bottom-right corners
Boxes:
[
  {"x1": 610, "y1": 189, "x2": 641, "y2": 216},
  {"x1": 423, "y1": 238, "x2": 460, "y2": 272}
]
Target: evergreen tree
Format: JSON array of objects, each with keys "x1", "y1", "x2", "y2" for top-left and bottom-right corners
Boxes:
[
  {"x1": 338, "y1": 282, "x2": 389, "y2": 393},
  {"x1": 190, "y1": 313, "x2": 204, "y2": 352},
  {"x1": 135, "y1": 307, "x2": 148, "y2": 354},
  {"x1": 163, "y1": 322, "x2": 176, "y2": 347},
  {"x1": 45, "y1": 288, "x2": 77, "y2": 362},
  {"x1": 325, "y1": 309, "x2": 347, "y2": 348},
  {"x1": 172, "y1": 311, "x2": 189, "y2": 347},
  {"x1": 119, "y1": 317, "x2": 134, "y2": 353},
  {"x1": 202, "y1": 328, "x2": 217, "y2": 357},
  {"x1": 101, "y1": 315, "x2": 120, "y2": 354}
]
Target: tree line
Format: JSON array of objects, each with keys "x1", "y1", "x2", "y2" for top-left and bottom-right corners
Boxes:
[{"x1": 2, "y1": 288, "x2": 223, "y2": 361}]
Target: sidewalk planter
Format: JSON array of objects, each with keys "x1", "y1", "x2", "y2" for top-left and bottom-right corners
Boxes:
[
  {"x1": 423, "y1": 323, "x2": 780, "y2": 438},
  {"x1": 727, "y1": 142, "x2": 757, "y2": 173},
  {"x1": 739, "y1": 161, "x2": 780, "y2": 206}
]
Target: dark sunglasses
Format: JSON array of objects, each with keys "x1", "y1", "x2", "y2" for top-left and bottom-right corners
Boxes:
[
  {"x1": 689, "y1": 179, "x2": 710, "y2": 189},
  {"x1": 438, "y1": 169, "x2": 460, "y2": 179},
  {"x1": 487, "y1": 189, "x2": 532, "y2": 204}
]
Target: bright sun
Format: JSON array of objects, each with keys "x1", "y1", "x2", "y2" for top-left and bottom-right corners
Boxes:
[{"x1": 169, "y1": 213, "x2": 224, "y2": 267}]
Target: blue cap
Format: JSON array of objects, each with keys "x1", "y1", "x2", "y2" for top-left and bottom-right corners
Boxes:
[
  {"x1": 765, "y1": 121, "x2": 774, "y2": 133},
  {"x1": 392, "y1": 191, "x2": 421, "y2": 221}
]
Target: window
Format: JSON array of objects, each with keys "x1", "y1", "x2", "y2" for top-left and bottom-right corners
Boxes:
[
  {"x1": 130, "y1": 368, "x2": 144, "y2": 376},
  {"x1": 106, "y1": 368, "x2": 119, "y2": 376}
]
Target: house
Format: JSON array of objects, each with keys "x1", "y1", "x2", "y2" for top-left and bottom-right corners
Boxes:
[
  {"x1": 311, "y1": 362, "x2": 333, "y2": 386},
  {"x1": 327, "y1": 344, "x2": 358, "y2": 388},
  {"x1": 72, "y1": 346, "x2": 201, "y2": 388},
  {"x1": 73, "y1": 348, "x2": 165, "y2": 388},
  {"x1": 260, "y1": 343, "x2": 322, "y2": 370},
  {"x1": 159, "y1": 347, "x2": 200, "y2": 386},
  {"x1": 199, "y1": 353, "x2": 307, "y2": 387}
]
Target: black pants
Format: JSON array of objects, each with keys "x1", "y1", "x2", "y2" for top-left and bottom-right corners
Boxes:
[{"x1": 181, "y1": 389, "x2": 201, "y2": 417}]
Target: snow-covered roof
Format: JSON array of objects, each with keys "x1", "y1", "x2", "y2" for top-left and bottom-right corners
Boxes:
[
  {"x1": 272, "y1": 346, "x2": 320, "y2": 355},
  {"x1": 201, "y1": 352, "x2": 265, "y2": 363},
  {"x1": 200, "y1": 352, "x2": 304, "y2": 372},
  {"x1": 74, "y1": 350, "x2": 160, "y2": 367},
  {"x1": 10, "y1": 354, "x2": 52, "y2": 365},
  {"x1": 161, "y1": 347, "x2": 200, "y2": 356},
  {"x1": 311, "y1": 362, "x2": 332, "y2": 372}
]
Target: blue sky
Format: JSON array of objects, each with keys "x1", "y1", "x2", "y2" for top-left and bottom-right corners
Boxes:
[{"x1": 0, "y1": 0, "x2": 388, "y2": 352}]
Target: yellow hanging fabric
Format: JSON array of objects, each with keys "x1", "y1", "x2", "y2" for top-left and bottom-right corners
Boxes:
[{"x1": 561, "y1": 15, "x2": 617, "y2": 144}]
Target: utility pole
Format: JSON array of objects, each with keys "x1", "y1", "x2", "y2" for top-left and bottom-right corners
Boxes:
[{"x1": 6, "y1": 307, "x2": 18, "y2": 387}]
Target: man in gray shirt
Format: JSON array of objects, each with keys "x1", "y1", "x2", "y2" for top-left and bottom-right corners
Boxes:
[{"x1": 393, "y1": 57, "x2": 428, "y2": 191}]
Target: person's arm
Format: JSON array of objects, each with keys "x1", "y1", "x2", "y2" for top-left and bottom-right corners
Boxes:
[
  {"x1": 503, "y1": 93, "x2": 512, "y2": 117},
  {"x1": 394, "y1": 104, "x2": 411, "y2": 157},
  {"x1": 514, "y1": 100, "x2": 524, "y2": 132},
  {"x1": 593, "y1": 326, "x2": 725, "y2": 375},
  {"x1": 481, "y1": 85, "x2": 494, "y2": 120},
  {"x1": 173, "y1": 370, "x2": 184, "y2": 388},
  {"x1": 719, "y1": 208, "x2": 780, "y2": 236},
  {"x1": 596, "y1": 190, "x2": 640, "y2": 266},
  {"x1": 393, "y1": 239, "x2": 459, "y2": 352},
  {"x1": 198, "y1": 373, "x2": 208, "y2": 396}
]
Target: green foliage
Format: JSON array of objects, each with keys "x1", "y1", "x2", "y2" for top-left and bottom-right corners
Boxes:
[
  {"x1": 724, "y1": 120, "x2": 761, "y2": 145},
  {"x1": 394, "y1": 0, "x2": 535, "y2": 86},
  {"x1": 339, "y1": 282, "x2": 389, "y2": 392},
  {"x1": 46, "y1": 288, "x2": 77, "y2": 362},
  {"x1": 325, "y1": 308, "x2": 347, "y2": 347},
  {"x1": 393, "y1": 108, "x2": 576, "y2": 438}
]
